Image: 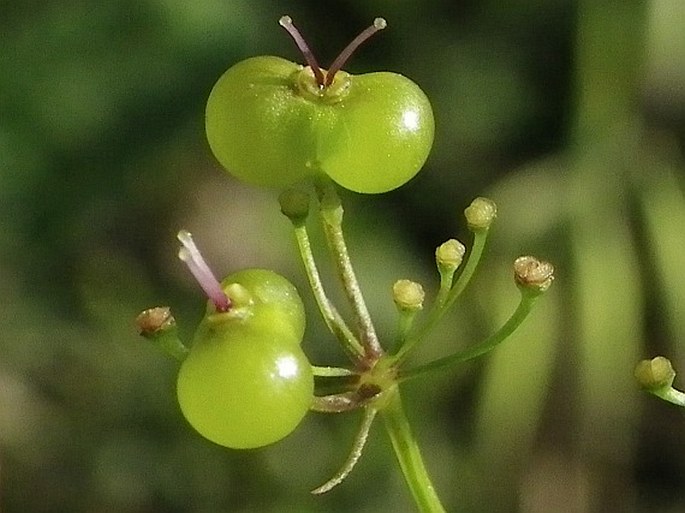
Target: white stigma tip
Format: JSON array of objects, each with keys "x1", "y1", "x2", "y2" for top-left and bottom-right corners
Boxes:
[{"x1": 176, "y1": 229, "x2": 231, "y2": 312}]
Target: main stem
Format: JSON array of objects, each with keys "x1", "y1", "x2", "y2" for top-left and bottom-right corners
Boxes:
[
  {"x1": 381, "y1": 389, "x2": 447, "y2": 513},
  {"x1": 311, "y1": 180, "x2": 445, "y2": 510}
]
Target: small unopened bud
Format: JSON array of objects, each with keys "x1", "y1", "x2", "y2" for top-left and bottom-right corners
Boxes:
[
  {"x1": 464, "y1": 197, "x2": 497, "y2": 231},
  {"x1": 436, "y1": 239, "x2": 466, "y2": 273},
  {"x1": 136, "y1": 306, "x2": 175, "y2": 337},
  {"x1": 635, "y1": 356, "x2": 676, "y2": 390},
  {"x1": 136, "y1": 306, "x2": 188, "y2": 360},
  {"x1": 393, "y1": 279, "x2": 425, "y2": 312},
  {"x1": 279, "y1": 188, "x2": 310, "y2": 224},
  {"x1": 514, "y1": 256, "x2": 554, "y2": 293}
]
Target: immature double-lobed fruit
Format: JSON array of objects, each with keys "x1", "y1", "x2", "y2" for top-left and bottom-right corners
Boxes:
[
  {"x1": 177, "y1": 269, "x2": 313, "y2": 449},
  {"x1": 205, "y1": 21, "x2": 434, "y2": 194}
]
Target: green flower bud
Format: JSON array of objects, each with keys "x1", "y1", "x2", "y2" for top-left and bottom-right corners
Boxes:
[
  {"x1": 464, "y1": 197, "x2": 497, "y2": 231},
  {"x1": 513, "y1": 255, "x2": 554, "y2": 293},
  {"x1": 436, "y1": 239, "x2": 466, "y2": 273},
  {"x1": 635, "y1": 356, "x2": 676, "y2": 390},
  {"x1": 393, "y1": 279, "x2": 425, "y2": 312},
  {"x1": 279, "y1": 188, "x2": 311, "y2": 225}
]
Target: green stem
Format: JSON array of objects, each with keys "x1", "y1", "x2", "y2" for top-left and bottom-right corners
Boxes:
[
  {"x1": 311, "y1": 392, "x2": 360, "y2": 413},
  {"x1": 311, "y1": 407, "x2": 378, "y2": 494},
  {"x1": 652, "y1": 387, "x2": 685, "y2": 408},
  {"x1": 312, "y1": 365, "x2": 356, "y2": 377},
  {"x1": 157, "y1": 336, "x2": 189, "y2": 361},
  {"x1": 400, "y1": 289, "x2": 541, "y2": 382},
  {"x1": 395, "y1": 229, "x2": 489, "y2": 362},
  {"x1": 380, "y1": 389, "x2": 446, "y2": 513},
  {"x1": 293, "y1": 222, "x2": 364, "y2": 360},
  {"x1": 316, "y1": 181, "x2": 383, "y2": 360},
  {"x1": 434, "y1": 267, "x2": 455, "y2": 310},
  {"x1": 393, "y1": 310, "x2": 419, "y2": 353},
  {"x1": 442, "y1": 228, "x2": 489, "y2": 312}
]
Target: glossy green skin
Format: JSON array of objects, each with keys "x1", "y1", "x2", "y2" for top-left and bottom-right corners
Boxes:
[
  {"x1": 221, "y1": 268, "x2": 305, "y2": 344},
  {"x1": 177, "y1": 268, "x2": 312, "y2": 449},
  {"x1": 177, "y1": 319, "x2": 313, "y2": 449},
  {"x1": 206, "y1": 56, "x2": 434, "y2": 193}
]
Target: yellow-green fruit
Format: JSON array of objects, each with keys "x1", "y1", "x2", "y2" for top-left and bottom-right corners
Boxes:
[
  {"x1": 206, "y1": 56, "x2": 434, "y2": 193},
  {"x1": 177, "y1": 318, "x2": 313, "y2": 449}
]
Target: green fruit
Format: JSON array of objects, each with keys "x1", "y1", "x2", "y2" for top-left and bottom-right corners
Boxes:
[
  {"x1": 174, "y1": 257, "x2": 312, "y2": 449},
  {"x1": 177, "y1": 315, "x2": 313, "y2": 449},
  {"x1": 205, "y1": 18, "x2": 434, "y2": 194}
]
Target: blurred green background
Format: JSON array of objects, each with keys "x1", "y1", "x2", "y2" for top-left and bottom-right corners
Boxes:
[{"x1": 1, "y1": 0, "x2": 684, "y2": 512}]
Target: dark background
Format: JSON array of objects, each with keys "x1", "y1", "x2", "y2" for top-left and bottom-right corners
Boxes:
[{"x1": 1, "y1": 1, "x2": 684, "y2": 512}]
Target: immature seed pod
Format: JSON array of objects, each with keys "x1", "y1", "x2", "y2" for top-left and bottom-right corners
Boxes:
[
  {"x1": 175, "y1": 231, "x2": 313, "y2": 449},
  {"x1": 177, "y1": 316, "x2": 313, "y2": 449},
  {"x1": 205, "y1": 17, "x2": 434, "y2": 193}
]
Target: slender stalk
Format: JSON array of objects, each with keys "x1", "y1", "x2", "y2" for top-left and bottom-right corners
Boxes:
[
  {"x1": 380, "y1": 390, "x2": 447, "y2": 513},
  {"x1": 292, "y1": 223, "x2": 365, "y2": 360},
  {"x1": 311, "y1": 392, "x2": 360, "y2": 413},
  {"x1": 434, "y1": 268, "x2": 454, "y2": 310},
  {"x1": 312, "y1": 365, "x2": 356, "y2": 377},
  {"x1": 400, "y1": 290, "x2": 541, "y2": 382},
  {"x1": 316, "y1": 181, "x2": 383, "y2": 360},
  {"x1": 311, "y1": 407, "x2": 378, "y2": 494},
  {"x1": 442, "y1": 228, "x2": 489, "y2": 312},
  {"x1": 653, "y1": 387, "x2": 685, "y2": 408},
  {"x1": 393, "y1": 310, "x2": 419, "y2": 353},
  {"x1": 395, "y1": 229, "x2": 489, "y2": 362}
]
